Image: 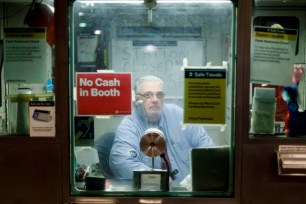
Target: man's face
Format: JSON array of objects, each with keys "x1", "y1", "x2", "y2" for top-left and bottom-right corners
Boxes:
[{"x1": 137, "y1": 81, "x2": 165, "y2": 123}]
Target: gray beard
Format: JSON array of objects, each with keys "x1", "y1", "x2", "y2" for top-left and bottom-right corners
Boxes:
[{"x1": 146, "y1": 112, "x2": 161, "y2": 124}]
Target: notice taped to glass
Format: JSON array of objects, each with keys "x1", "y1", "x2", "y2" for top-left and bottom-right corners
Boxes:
[
  {"x1": 184, "y1": 68, "x2": 226, "y2": 124},
  {"x1": 3, "y1": 27, "x2": 47, "y2": 83},
  {"x1": 251, "y1": 26, "x2": 297, "y2": 85},
  {"x1": 29, "y1": 101, "x2": 55, "y2": 137}
]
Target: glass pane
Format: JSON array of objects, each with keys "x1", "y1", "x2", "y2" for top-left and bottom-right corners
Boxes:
[
  {"x1": 70, "y1": 0, "x2": 236, "y2": 196},
  {"x1": 0, "y1": 1, "x2": 55, "y2": 136},
  {"x1": 250, "y1": 3, "x2": 306, "y2": 137}
]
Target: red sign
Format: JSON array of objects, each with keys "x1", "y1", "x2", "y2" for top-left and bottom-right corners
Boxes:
[{"x1": 76, "y1": 72, "x2": 132, "y2": 115}]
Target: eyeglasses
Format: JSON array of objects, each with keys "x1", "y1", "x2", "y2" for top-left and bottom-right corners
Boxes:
[{"x1": 137, "y1": 92, "x2": 165, "y2": 99}]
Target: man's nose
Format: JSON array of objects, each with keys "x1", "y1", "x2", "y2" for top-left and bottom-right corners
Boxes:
[{"x1": 151, "y1": 94, "x2": 159, "y2": 101}]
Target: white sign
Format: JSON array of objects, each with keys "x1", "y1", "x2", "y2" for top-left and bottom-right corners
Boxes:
[
  {"x1": 111, "y1": 39, "x2": 204, "y2": 97},
  {"x1": 29, "y1": 101, "x2": 55, "y2": 137},
  {"x1": 4, "y1": 28, "x2": 48, "y2": 83},
  {"x1": 251, "y1": 26, "x2": 298, "y2": 86},
  {"x1": 77, "y1": 33, "x2": 98, "y2": 62}
]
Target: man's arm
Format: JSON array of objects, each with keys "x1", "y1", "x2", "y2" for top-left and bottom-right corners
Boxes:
[
  {"x1": 164, "y1": 104, "x2": 215, "y2": 148},
  {"x1": 109, "y1": 118, "x2": 150, "y2": 179},
  {"x1": 186, "y1": 125, "x2": 215, "y2": 147}
]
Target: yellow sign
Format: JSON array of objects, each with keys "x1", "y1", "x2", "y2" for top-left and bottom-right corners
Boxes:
[{"x1": 184, "y1": 68, "x2": 226, "y2": 124}]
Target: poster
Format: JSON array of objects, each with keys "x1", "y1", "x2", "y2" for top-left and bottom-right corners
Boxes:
[
  {"x1": 184, "y1": 68, "x2": 226, "y2": 124},
  {"x1": 251, "y1": 26, "x2": 298, "y2": 85},
  {"x1": 29, "y1": 101, "x2": 55, "y2": 137},
  {"x1": 77, "y1": 32, "x2": 98, "y2": 63},
  {"x1": 76, "y1": 72, "x2": 132, "y2": 115},
  {"x1": 3, "y1": 28, "x2": 47, "y2": 83}
]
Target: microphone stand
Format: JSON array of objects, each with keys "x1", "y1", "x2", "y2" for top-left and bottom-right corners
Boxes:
[
  {"x1": 137, "y1": 100, "x2": 156, "y2": 169},
  {"x1": 160, "y1": 153, "x2": 170, "y2": 191}
]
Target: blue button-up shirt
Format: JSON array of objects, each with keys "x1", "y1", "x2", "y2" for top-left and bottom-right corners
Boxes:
[{"x1": 109, "y1": 103, "x2": 215, "y2": 183}]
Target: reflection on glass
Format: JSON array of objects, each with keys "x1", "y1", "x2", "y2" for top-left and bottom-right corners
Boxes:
[
  {"x1": 0, "y1": 1, "x2": 55, "y2": 136},
  {"x1": 70, "y1": 0, "x2": 235, "y2": 196},
  {"x1": 250, "y1": 10, "x2": 306, "y2": 137}
]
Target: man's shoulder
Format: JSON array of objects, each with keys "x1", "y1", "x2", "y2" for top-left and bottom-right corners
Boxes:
[
  {"x1": 118, "y1": 111, "x2": 142, "y2": 128},
  {"x1": 164, "y1": 103, "x2": 183, "y2": 111},
  {"x1": 120, "y1": 113, "x2": 137, "y2": 124},
  {"x1": 163, "y1": 103, "x2": 183, "y2": 117}
]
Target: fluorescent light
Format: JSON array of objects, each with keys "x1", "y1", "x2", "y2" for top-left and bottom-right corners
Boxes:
[
  {"x1": 79, "y1": 22, "x2": 87, "y2": 27},
  {"x1": 79, "y1": 0, "x2": 230, "y2": 3},
  {"x1": 158, "y1": 0, "x2": 231, "y2": 3},
  {"x1": 79, "y1": 0, "x2": 142, "y2": 3},
  {"x1": 94, "y1": 30, "x2": 102, "y2": 35}
]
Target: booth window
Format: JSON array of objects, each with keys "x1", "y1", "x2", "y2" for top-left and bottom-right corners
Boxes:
[
  {"x1": 69, "y1": 0, "x2": 236, "y2": 196},
  {"x1": 0, "y1": 1, "x2": 55, "y2": 137},
  {"x1": 250, "y1": 10, "x2": 306, "y2": 137}
]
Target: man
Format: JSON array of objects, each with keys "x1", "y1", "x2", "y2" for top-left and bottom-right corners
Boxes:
[{"x1": 109, "y1": 75, "x2": 215, "y2": 184}]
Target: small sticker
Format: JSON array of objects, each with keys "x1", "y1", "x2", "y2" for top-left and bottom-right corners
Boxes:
[{"x1": 130, "y1": 150, "x2": 137, "y2": 158}]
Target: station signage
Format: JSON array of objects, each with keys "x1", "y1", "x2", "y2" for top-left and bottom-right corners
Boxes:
[
  {"x1": 184, "y1": 68, "x2": 226, "y2": 124},
  {"x1": 76, "y1": 72, "x2": 132, "y2": 115}
]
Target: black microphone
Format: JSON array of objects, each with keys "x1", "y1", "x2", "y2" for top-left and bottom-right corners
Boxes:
[{"x1": 160, "y1": 153, "x2": 178, "y2": 180}]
